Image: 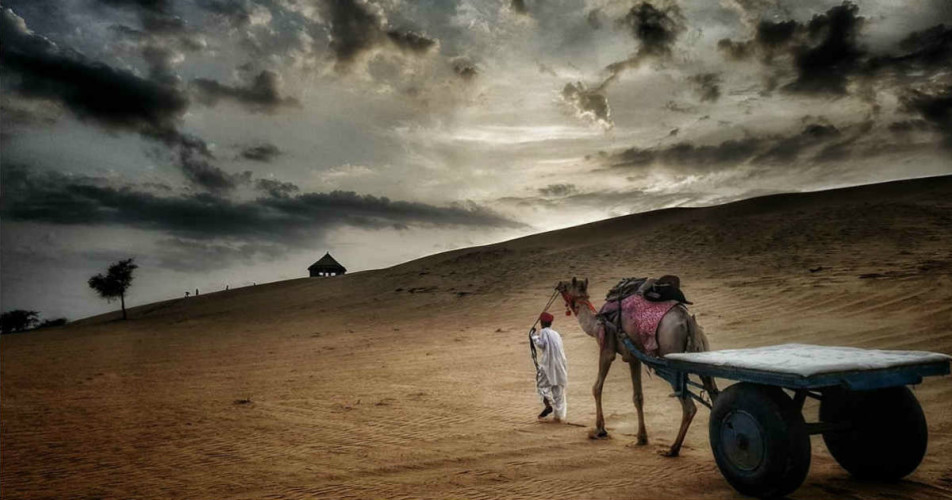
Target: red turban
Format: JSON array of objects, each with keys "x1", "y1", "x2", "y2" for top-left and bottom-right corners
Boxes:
[{"x1": 539, "y1": 312, "x2": 554, "y2": 323}]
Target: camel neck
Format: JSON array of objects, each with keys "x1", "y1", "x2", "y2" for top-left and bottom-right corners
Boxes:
[{"x1": 574, "y1": 299, "x2": 601, "y2": 337}]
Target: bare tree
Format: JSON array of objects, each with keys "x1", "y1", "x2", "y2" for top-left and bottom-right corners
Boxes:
[{"x1": 88, "y1": 258, "x2": 138, "y2": 320}]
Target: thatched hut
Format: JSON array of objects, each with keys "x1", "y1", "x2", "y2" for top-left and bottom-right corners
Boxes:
[{"x1": 308, "y1": 253, "x2": 347, "y2": 277}]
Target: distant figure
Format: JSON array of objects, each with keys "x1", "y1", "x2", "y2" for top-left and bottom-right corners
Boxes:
[
  {"x1": 225, "y1": 285, "x2": 229, "y2": 291},
  {"x1": 195, "y1": 288, "x2": 199, "y2": 296},
  {"x1": 185, "y1": 291, "x2": 190, "y2": 298},
  {"x1": 531, "y1": 312, "x2": 568, "y2": 422}
]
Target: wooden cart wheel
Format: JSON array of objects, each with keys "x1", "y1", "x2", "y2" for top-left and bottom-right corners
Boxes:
[
  {"x1": 820, "y1": 386, "x2": 927, "y2": 480},
  {"x1": 709, "y1": 383, "x2": 811, "y2": 498}
]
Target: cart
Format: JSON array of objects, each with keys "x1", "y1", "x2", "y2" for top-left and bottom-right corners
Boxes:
[{"x1": 617, "y1": 339, "x2": 951, "y2": 498}]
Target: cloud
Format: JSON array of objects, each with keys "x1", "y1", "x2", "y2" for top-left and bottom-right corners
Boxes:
[
  {"x1": 785, "y1": 2, "x2": 865, "y2": 95},
  {"x1": 0, "y1": 166, "x2": 524, "y2": 244},
  {"x1": 511, "y1": 0, "x2": 529, "y2": 16},
  {"x1": 199, "y1": 0, "x2": 272, "y2": 29},
  {"x1": 561, "y1": 82, "x2": 612, "y2": 129},
  {"x1": 240, "y1": 143, "x2": 283, "y2": 162},
  {"x1": 451, "y1": 57, "x2": 478, "y2": 81},
  {"x1": 97, "y1": 0, "x2": 188, "y2": 36},
  {"x1": 154, "y1": 237, "x2": 290, "y2": 272},
  {"x1": 689, "y1": 73, "x2": 721, "y2": 102},
  {"x1": 255, "y1": 178, "x2": 299, "y2": 197},
  {"x1": 900, "y1": 85, "x2": 952, "y2": 148},
  {"x1": 142, "y1": 42, "x2": 183, "y2": 85},
  {"x1": 718, "y1": 19, "x2": 800, "y2": 62},
  {"x1": 717, "y1": 2, "x2": 870, "y2": 95},
  {"x1": 319, "y1": 0, "x2": 438, "y2": 71},
  {"x1": 1, "y1": 7, "x2": 243, "y2": 192},
  {"x1": 621, "y1": 1, "x2": 685, "y2": 59},
  {"x1": 562, "y1": 2, "x2": 685, "y2": 127},
  {"x1": 867, "y1": 24, "x2": 952, "y2": 75},
  {"x1": 1, "y1": 8, "x2": 187, "y2": 133},
  {"x1": 386, "y1": 30, "x2": 438, "y2": 54},
  {"x1": 607, "y1": 122, "x2": 858, "y2": 171},
  {"x1": 538, "y1": 184, "x2": 578, "y2": 197},
  {"x1": 192, "y1": 70, "x2": 299, "y2": 113}
]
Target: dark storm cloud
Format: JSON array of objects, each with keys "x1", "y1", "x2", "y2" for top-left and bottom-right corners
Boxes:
[
  {"x1": 718, "y1": 20, "x2": 800, "y2": 62},
  {"x1": 319, "y1": 0, "x2": 438, "y2": 70},
  {"x1": 241, "y1": 143, "x2": 283, "y2": 162},
  {"x1": 1, "y1": 8, "x2": 186, "y2": 132},
  {"x1": 98, "y1": 0, "x2": 170, "y2": 14},
  {"x1": 607, "y1": 122, "x2": 855, "y2": 171},
  {"x1": 621, "y1": 1, "x2": 685, "y2": 59},
  {"x1": 0, "y1": 166, "x2": 524, "y2": 243},
  {"x1": 1, "y1": 7, "x2": 240, "y2": 192},
  {"x1": 602, "y1": 1, "x2": 686, "y2": 81},
  {"x1": 255, "y1": 178, "x2": 299, "y2": 197},
  {"x1": 900, "y1": 86, "x2": 952, "y2": 148},
  {"x1": 386, "y1": 30, "x2": 438, "y2": 54},
  {"x1": 192, "y1": 70, "x2": 299, "y2": 113},
  {"x1": 452, "y1": 57, "x2": 478, "y2": 81},
  {"x1": 719, "y1": 2, "x2": 952, "y2": 100},
  {"x1": 867, "y1": 24, "x2": 952, "y2": 74},
  {"x1": 753, "y1": 123, "x2": 840, "y2": 163},
  {"x1": 511, "y1": 0, "x2": 529, "y2": 16},
  {"x1": 718, "y1": 2, "x2": 865, "y2": 95},
  {"x1": 786, "y1": 2, "x2": 865, "y2": 95},
  {"x1": 689, "y1": 73, "x2": 721, "y2": 102},
  {"x1": 561, "y1": 82, "x2": 612, "y2": 129}
]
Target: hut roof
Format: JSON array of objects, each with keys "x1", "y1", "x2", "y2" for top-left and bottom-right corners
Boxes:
[{"x1": 308, "y1": 252, "x2": 346, "y2": 272}]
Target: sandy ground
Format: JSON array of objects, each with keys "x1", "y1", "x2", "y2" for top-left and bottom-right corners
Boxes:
[{"x1": 3, "y1": 176, "x2": 952, "y2": 499}]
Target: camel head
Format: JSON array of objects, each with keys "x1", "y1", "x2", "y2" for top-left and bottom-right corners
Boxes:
[{"x1": 556, "y1": 277, "x2": 590, "y2": 315}]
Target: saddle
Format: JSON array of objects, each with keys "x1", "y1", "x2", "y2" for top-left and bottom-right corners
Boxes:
[
  {"x1": 604, "y1": 275, "x2": 691, "y2": 305},
  {"x1": 644, "y1": 275, "x2": 692, "y2": 305},
  {"x1": 596, "y1": 275, "x2": 691, "y2": 357}
]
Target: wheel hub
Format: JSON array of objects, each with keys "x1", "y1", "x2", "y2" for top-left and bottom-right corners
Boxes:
[{"x1": 721, "y1": 410, "x2": 765, "y2": 472}]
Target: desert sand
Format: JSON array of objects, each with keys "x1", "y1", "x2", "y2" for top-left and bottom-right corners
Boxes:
[{"x1": 3, "y1": 175, "x2": 952, "y2": 499}]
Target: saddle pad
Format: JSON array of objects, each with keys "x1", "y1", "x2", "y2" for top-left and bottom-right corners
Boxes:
[{"x1": 600, "y1": 295, "x2": 679, "y2": 356}]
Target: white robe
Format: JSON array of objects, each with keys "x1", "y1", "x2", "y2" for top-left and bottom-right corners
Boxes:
[{"x1": 532, "y1": 327, "x2": 567, "y2": 387}]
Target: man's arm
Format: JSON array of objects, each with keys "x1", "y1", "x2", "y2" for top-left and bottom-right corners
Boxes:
[{"x1": 531, "y1": 329, "x2": 547, "y2": 349}]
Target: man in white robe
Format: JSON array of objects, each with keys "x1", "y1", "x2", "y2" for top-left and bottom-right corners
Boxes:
[{"x1": 532, "y1": 312, "x2": 567, "y2": 421}]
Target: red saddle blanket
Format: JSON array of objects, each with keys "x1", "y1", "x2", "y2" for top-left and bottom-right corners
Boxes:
[{"x1": 599, "y1": 294, "x2": 679, "y2": 356}]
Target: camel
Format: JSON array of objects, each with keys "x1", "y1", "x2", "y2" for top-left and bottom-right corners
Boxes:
[{"x1": 556, "y1": 277, "x2": 717, "y2": 457}]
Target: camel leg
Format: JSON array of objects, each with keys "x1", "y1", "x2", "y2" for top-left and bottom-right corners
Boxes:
[
  {"x1": 590, "y1": 340, "x2": 615, "y2": 439},
  {"x1": 701, "y1": 375, "x2": 719, "y2": 403},
  {"x1": 628, "y1": 360, "x2": 648, "y2": 445},
  {"x1": 660, "y1": 395, "x2": 696, "y2": 457}
]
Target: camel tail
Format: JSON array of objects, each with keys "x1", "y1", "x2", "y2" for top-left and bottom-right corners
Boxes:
[{"x1": 685, "y1": 312, "x2": 710, "y2": 353}]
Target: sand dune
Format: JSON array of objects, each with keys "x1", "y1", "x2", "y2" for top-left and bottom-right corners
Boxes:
[{"x1": 3, "y1": 175, "x2": 952, "y2": 499}]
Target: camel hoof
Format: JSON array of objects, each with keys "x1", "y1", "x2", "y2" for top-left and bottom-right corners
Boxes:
[
  {"x1": 636, "y1": 436, "x2": 648, "y2": 446},
  {"x1": 588, "y1": 429, "x2": 610, "y2": 440},
  {"x1": 658, "y1": 448, "x2": 680, "y2": 458}
]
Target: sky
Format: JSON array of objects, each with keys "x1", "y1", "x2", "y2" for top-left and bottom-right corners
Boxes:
[{"x1": 2, "y1": 0, "x2": 951, "y2": 320}]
